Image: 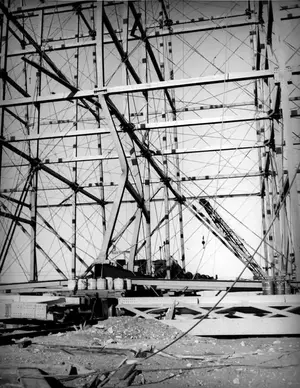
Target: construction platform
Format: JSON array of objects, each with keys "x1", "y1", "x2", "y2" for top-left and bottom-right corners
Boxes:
[
  {"x1": 117, "y1": 294, "x2": 300, "y2": 336},
  {"x1": 0, "y1": 277, "x2": 299, "y2": 336},
  {"x1": 0, "y1": 278, "x2": 266, "y2": 294}
]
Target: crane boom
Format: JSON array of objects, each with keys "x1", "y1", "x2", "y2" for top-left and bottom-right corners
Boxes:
[{"x1": 199, "y1": 199, "x2": 267, "y2": 279}]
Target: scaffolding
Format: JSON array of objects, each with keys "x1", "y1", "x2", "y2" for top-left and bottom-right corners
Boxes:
[{"x1": 0, "y1": 0, "x2": 299, "y2": 285}]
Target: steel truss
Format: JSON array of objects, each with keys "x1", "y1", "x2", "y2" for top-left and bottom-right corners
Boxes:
[
  {"x1": 117, "y1": 294, "x2": 300, "y2": 336},
  {"x1": 0, "y1": 0, "x2": 299, "y2": 284}
]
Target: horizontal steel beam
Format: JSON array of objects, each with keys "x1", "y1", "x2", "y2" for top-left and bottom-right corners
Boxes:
[
  {"x1": 0, "y1": 171, "x2": 263, "y2": 193},
  {"x1": 131, "y1": 278, "x2": 262, "y2": 290},
  {"x1": 5, "y1": 40, "x2": 95, "y2": 58},
  {"x1": 135, "y1": 114, "x2": 269, "y2": 130},
  {"x1": 10, "y1": 1, "x2": 95, "y2": 13},
  {"x1": 4, "y1": 114, "x2": 269, "y2": 143},
  {"x1": 119, "y1": 294, "x2": 300, "y2": 307},
  {"x1": 4, "y1": 21, "x2": 259, "y2": 59},
  {"x1": 40, "y1": 144, "x2": 263, "y2": 164},
  {"x1": 6, "y1": 128, "x2": 108, "y2": 142},
  {"x1": 163, "y1": 317, "x2": 300, "y2": 336},
  {"x1": 0, "y1": 280, "x2": 68, "y2": 291},
  {"x1": 0, "y1": 278, "x2": 261, "y2": 291},
  {"x1": 30, "y1": 193, "x2": 262, "y2": 208},
  {"x1": 99, "y1": 69, "x2": 278, "y2": 95},
  {"x1": 0, "y1": 70, "x2": 284, "y2": 108},
  {"x1": 141, "y1": 21, "x2": 260, "y2": 40},
  {"x1": 0, "y1": 21, "x2": 103, "y2": 58}
]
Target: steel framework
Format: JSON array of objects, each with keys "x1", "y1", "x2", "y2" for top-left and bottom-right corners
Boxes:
[{"x1": 0, "y1": 0, "x2": 299, "y2": 284}]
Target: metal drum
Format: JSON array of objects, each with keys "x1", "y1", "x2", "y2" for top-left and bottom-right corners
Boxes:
[
  {"x1": 78, "y1": 278, "x2": 87, "y2": 290},
  {"x1": 97, "y1": 278, "x2": 107, "y2": 290},
  {"x1": 284, "y1": 280, "x2": 291, "y2": 294},
  {"x1": 274, "y1": 276, "x2": 285, "y2": 295},
  {"x1": 125, "y1": 278, "x2": 132, "y2": 290},
  {"x1": 88, "y1": 278, "x2": 96, "y2": 290},
  {"x1": 106, "y1": 277, "x2": 114, "y2": 290},
  {"x1": 262, "y1": 278, "x2": 274, "y2": 295},
  {"x1": 114, "y1": 277, "x2": 124, "y2": 290},
  {"x1": 67, "y1": 279, "x2": 77, "y2": 291}
]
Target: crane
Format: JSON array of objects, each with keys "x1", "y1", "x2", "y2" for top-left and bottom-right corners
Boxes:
[{"x1": 199, "y1": 199, "x2": 267, "y2": 280}]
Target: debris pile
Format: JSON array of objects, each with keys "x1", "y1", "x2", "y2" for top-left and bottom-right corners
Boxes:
[
  {"x1": 34, "y1": 316, "x2": 183, "y2": 348},
  {"x1": 0, "y1": 317, "x2": 299, "y2": 388}
]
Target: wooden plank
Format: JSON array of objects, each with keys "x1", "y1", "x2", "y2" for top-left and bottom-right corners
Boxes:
[
  {"x1": 118, "y1": 296, "x2": 199, "y2": 306},
  {"x1": 250, "y1": 304, "x2": 298, "y2": 318},
  {"x1": 0, "y1": 295, "x2": 65, "y2": 304},
  {"x1": 18, "y1": 368, "x2": 55, "y2": 388},
  {"x1": 0, "y1": 280, "x2": 68, "y2": 291},
  {"x1": 165, "y1": 301, "x2": 176, "y2": 320},
  {"x1": 162, "y1": 317, "x2": 300, "y2": 336},
  {"x1": 118, "y1": 294, "x2": 300, "y2": 309},
  {"x1": 198, "y1": 294, "x2": 300, "y2": 307},
  {"x1": 144, "y1": 307, "x2": 168, "y2": 314},
  {"x1": 108, "y1": 364, "x2": 136, "y2": 381},
  {"x1": 119, "y1": 305, "x2": 160, "y2": 320},
  {"x1": 101, "y1": 361, "x2": 137, "y2": 388}
]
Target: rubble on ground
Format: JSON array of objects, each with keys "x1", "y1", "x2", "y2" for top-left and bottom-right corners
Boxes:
[{"x1": 0, "y1": 317, "x2": 299, "y2": 388}]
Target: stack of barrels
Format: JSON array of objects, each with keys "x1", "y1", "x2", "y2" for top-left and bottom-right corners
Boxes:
[
  {"x1": 68, "y1": 277, "x2": 132, "y2": 291},
  {"x1": 262, "y1": 276, "x2": 291, "y2": 295}
]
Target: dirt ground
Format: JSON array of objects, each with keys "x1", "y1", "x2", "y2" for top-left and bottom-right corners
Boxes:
[{"x1": 0, "y1": 316, "x2": 299, "y2": 388}]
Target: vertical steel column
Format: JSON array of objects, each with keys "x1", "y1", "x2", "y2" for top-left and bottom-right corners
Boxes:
[
  {"x1": 250, "y1": 8, "x2": 269, "y2": 273},
  {"x1": 95, "y1": 2, "x2": 106, "y2": 235},
  {"x1": 269, "y1": 150, "x2": 284, "y2": 274},
  {"x1": 263, "y1": 91, "x2": 282, "y2": 276},
  {"x1": 158, "y1": 9, "x2": 171, "y2": 279},
  {"x1": 121, "y1": 2, "x2": 129, "y2": 114},
  {"x1": 144, "y1": 157, "x2": 152, "y2": 274},
  {"x1": 262, "y1": 75, "x2": 277, "y2": 277},
  {"x1": 132, "y1": 2, "x2": 152, "y2": 275},
  {"x1": 71, "y1": 182, "x2": 77, "y2": 279},
  {"x1": 96, "y1": 95, "x2": 128, "y2": 264},
  {"x1": 165, "y1": 19, "x2": 186, "y2": 272},
  {"x1": 255, "y1": 4, "x2": 276, "y2": 276},
  {"x1": 29, "y1": 173, "x2": 38, "y2": 281},
  {"x1": 29, "y1": 9, "x2": 44, "y2": 281},
  {"x1": 71, "y1": 8, "x2": 80, "y2": 280},
  {"x1": 265, "y1": 173, "x2": 275, "y2": 276},
  {"x1": 0, "y1": 10, "x2": 6, "y2": 280},
  {"x1": 265, "y1": 6, "x2": 290, "y2": 277},
  {"x1": 273, "y1": 2, "x2": 300, "y2": 280},
  {"x1": 0, "y1": 3, "x2": 9, "y2": 190},
  {"x1": 121, "y1": 3, "x2": 143, "y2": 272},
  {"x1": 128, "y1": 210, "x2": 142, "y2": 271},
  {"x1": 142, "y1": 3, "x2": 152, "y2": 275}
]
